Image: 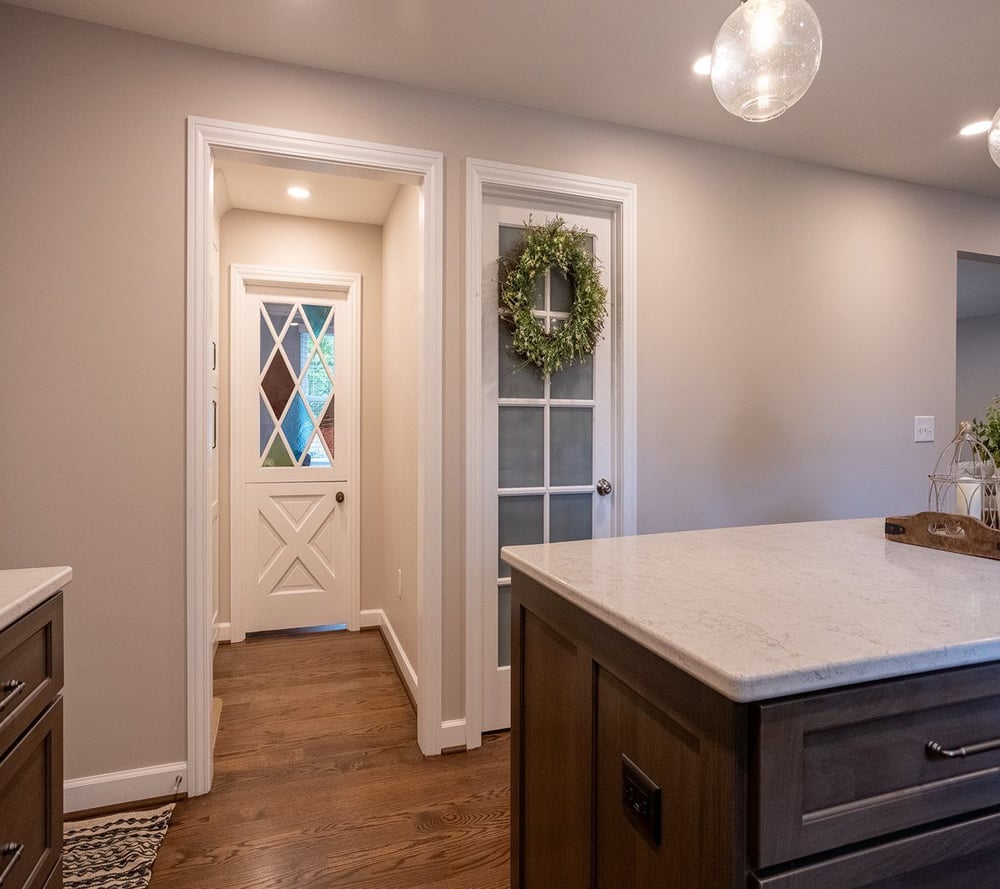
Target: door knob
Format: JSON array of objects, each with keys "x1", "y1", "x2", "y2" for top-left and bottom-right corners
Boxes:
[
  {"x1": 596, "y1": 478, "x2": 613, "y2": 496},
  {"x1": 336, "y1": 491, "x2": 345, "y2": 503}
]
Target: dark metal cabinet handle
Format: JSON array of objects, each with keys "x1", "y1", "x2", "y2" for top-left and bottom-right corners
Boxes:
[
  {"x1": 926, "y1": 738, "x2": 1000, "y2": 759},
  {"x1": 0, "y1": 843, "x2": 24, "y2": 886},
  {"x1": 212, "y1": 401, "x2": 217, "y2": 450},
  {"x1": 0, "y1": 681, "x2": 25, "y2": 713}
]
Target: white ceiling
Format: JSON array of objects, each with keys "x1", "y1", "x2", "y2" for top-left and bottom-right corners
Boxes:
[
  {"x1": 957, "y1": 256, "x2": 1000, "y2": 320},
  {"x1": 215, "y1": 159, "x2": 401, "y2": 225},
  {"x1": 10, "y1": 0, "x2": 1000, "y2": 199}
]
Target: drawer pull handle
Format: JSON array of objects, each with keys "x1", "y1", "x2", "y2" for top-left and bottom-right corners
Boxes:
[
  {"x1": 0, "y1": 843, "x2": 23, "y2": 886},
  {"x1": 0, "y1": 681, "x2": 25, "y2": 713},
  {"x1": 926, "y1": 738, "x2": 1000, "y2": 759}
]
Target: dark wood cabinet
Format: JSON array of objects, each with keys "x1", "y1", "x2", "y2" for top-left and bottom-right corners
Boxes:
[
  {"x1": 511, "y1": 570, "x2": 1000, "y2": 889},
  {"x1": 0, "y1": 595, "x2": 64, "y2": 889}
]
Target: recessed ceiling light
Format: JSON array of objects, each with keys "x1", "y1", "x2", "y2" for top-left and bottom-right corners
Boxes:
[
  {"x1": 959, "y1": 120, "x2": 992, "y2": 137},
  {"x1": 287, "y1": 186, "x2": 311, "y2": 199},
  {"x1": 692, "y1": 54, "x2": 713, "y2": 76}
]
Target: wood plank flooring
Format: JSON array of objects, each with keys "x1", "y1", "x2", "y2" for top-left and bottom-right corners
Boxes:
[{"x1": 149, "y1": 630, "x2": 510, "y2": 888}]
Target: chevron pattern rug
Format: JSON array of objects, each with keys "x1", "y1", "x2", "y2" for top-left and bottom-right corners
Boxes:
[{"x1": 63, "y1": 804, "x2": 174, "y2": 889}]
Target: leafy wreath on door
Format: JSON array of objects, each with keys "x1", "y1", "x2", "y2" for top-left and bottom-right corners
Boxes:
[{"x1": 498, "y1": 217, "x2": 607, "y2": 376}]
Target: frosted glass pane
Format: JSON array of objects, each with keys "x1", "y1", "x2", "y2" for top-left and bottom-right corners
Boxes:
[
  {"x1": 498, "y1": 586, "x2": 511, "y2": 668},
  {"x1": 550, "y1": 493, "x2": 593, "y2": 543},
  {"x1": 498, "y1": 322, "x2": 544, "y2": 399},
  {"x1": 498, "y1": 407, "x2": 543, "y2": 488},
  {"x1": 550, "y1": 353, "x2": 594, "y2": 400},
  {"x1": 499, "y1": 225, "x2": 543, "y2": 309},
  {"x1": 498, "y1": 495, "x2": 543, "y2": 578},
  {"x1": 550, "y1": 408, "x2": 593, "y2": 486}
]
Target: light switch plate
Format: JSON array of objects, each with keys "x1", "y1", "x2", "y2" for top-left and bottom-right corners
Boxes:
[{"x1": 915, "y1": 416, "x2": 935, "y2": 443}]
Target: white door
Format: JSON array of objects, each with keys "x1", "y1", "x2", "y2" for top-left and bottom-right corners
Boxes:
[
  {"x1": 235, "y1": 279, "x2": 356, "y2": 633},
  {"x1": 481, "y1": 196, "x2": 615, "y2": 731}
]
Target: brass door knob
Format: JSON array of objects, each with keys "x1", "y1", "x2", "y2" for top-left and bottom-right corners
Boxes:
[{"x1": 336, "y1": 491, "x2": 345, "y2": 503}]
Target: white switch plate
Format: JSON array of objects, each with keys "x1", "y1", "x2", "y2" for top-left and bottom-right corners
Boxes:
[{"x1": 915, "y1": 416, "x2": 935, "y2": 442}]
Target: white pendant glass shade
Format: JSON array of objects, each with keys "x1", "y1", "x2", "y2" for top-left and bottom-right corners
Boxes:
[
  {"x1": 990, "y1": 108, "x2": 1000, "y2": 169},
  {"x1": 711, "y1": 0, "x2": 823, "y2": 122}
]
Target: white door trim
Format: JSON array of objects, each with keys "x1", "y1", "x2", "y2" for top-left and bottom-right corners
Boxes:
[
  {"x1": 463, "y1": 158, "x2": 638, "y2": 750},
  {"x1": 229, "y1": 264, "x2": 362, "y2": 642},
  {"x1": 187, "y1": 117, "x2": 444, "y2": 797}
]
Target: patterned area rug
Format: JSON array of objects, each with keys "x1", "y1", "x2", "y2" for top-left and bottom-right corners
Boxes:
[{"x1": 63, "y1": 804, "x2": 174, "y2": 888}]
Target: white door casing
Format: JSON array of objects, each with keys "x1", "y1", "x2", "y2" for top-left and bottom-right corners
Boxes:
[
  {"x1": 465, "y1": 159, "x2": 638, "y2": 746},
  {"x1": 230, "y1": 267, "x2": 360, "y2": 639},
  {"x1": 187, "y1": 117, "x2": 444, "y2": 797}
]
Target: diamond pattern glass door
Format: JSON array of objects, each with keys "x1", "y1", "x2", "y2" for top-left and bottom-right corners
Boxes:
[{"x1": 258, "y1": 300, "x2": 335, "y2": 469}]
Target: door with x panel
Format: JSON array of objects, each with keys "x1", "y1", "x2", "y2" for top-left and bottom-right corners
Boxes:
[
  {"x1": 481, "y1": 196, "x2": 615, "y2": 731},
  {"x1": 236, "y1": 281, "x2": 355, "y2": 633}
]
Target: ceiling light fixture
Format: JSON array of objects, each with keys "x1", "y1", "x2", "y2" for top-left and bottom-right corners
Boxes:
[
  {"x1": 710, "y1": 0, "x2": 823, "y2": 122},
  {"x1": 959, "y1": 120, "x2": 992, "y2": 137},
  {"x1": 692, "y1": 54, "x2": 713, "y2": 76},
  {"x1": 287, "y1": 186, "x2": 311, "y2": 199},
  {"x1": 989, "y1": 109, "x2": 1000, "y2": 169}
]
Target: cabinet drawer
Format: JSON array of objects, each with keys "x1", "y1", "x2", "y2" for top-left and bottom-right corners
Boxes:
[
  {"x1": 0, "y1": 699, "x2": 63, "y2": 889},
  {"x1": 0, "y1": 595, "x2": 63, "y2": 757},
  {"x1": 752, "y1": 807, "x2": 1000, "y2": 888},
  {"x1": 753, "y1": 662, "x2": 1000, "y2": 867}
]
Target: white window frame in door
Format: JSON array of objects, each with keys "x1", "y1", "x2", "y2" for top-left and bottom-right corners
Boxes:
[
  {"x1": 186, "y1": 117, "x2": 444, "y2": 797},
  {"x1": 463, "y1": 158, "x2": 638, "y2": 750},
  {"x1": 229, "y1": 264, "x2": 362, "y2": 642}
]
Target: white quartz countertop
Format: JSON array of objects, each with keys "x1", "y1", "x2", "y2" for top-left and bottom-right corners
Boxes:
[
  {"x1": 0, "y1": 567, "x2": 72, "y2": 631},
  {"x1": 502, "y1": 518, "x2": 1000, "y2": 703}
]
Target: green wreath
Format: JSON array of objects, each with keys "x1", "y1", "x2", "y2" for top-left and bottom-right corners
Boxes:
[{"x1": 499, "y1": 217, "x2": 607, "y2": 376}]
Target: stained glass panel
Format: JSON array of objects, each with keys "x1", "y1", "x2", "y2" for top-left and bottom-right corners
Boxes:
[
  {"x1": 259, "y1": 311, "x2": 275, "y2": 372},
  {"x1": 305, "y1": 430, "x2": 331, "y2": 468},
  {"x1": 304, "y1": 304, "x2": 332, "y2": 338},
  {"x1": 319, "y1": 396, "x2": 335, "y2": 458},
  {"x1": 281, "y1": 392, "x2": 313, "y2": 463},
  {"x1": 263, "y1": 434, "x2": 293, "y2": 467},
  {"x1": 303, "y1": 352, "x2": 332, "y2": 418},
  {"x1": 281, "y1": 308, "x2": 310, "y2": 378},
  {"x1": 261, "y1": 353, "x2": 294, "y2": 419},
  {"x1": 264, "y1": 303, "x2": 293, "y2": 338}
]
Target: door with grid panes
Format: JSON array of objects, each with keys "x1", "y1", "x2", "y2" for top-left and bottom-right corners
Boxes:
[
  {"x1": 481, "y1": 197, "x2": 614, "y2": 731},
  {"x1": 237, "y1": 282, "x2": 354, "y2": 633}
]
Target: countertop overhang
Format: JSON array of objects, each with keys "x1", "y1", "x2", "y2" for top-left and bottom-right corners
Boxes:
[
  {"x1": 0, "y1": 566, "x2": 72, "y2": 631},
  {"x1": 502, "y1": 518, "x2": 1000, "y2": 703}
]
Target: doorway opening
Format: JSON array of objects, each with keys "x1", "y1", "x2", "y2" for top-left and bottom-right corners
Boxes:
[
  {"x1": 956, "y1": 251, "x2": 1000, "y2": 428},
  {"x1": 187, "y1": 118, "x2": 444, "y2": 797}
]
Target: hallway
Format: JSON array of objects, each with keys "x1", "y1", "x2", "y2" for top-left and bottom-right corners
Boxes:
[{"x1": 150, "y1": 630, "x2": 510, "y2": 888}]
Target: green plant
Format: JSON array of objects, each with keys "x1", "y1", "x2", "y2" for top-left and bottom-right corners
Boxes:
[{"x1": 972, "y1": 395, "x2": 1000, "y2": 466}]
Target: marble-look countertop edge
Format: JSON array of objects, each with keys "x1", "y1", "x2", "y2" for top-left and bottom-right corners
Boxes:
[
  {"x1": 0, "y1": 566, "x2": 72, "y2": 632},
  {"x1": 502, "y1": 544, "x2": 1000, "y2": 703}
]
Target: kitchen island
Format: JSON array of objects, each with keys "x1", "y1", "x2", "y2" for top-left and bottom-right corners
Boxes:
[{"x1": 502, "y1": 518, "x2": 1000, "y2": 888}]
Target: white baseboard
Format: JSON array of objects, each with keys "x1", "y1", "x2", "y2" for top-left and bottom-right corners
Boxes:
[
  {"x1": 440, "y1": 718, "x2": 467, "y2": 750},
  {"x1": 64, "y1": 761, "x2": 188, "y2": 815},
  {"x1": 215, "y1": 621, "x2": 232, "y2": 643},
  {"x1": 360, "y1": 608, "x2": 418, "y2": 702}
]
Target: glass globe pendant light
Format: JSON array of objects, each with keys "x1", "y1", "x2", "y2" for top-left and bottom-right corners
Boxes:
[
  {"x1": 989, "y1": 107, "x2": 1000, "y2": 169},
  {"x1": 711, "y1": 0, "x2": 823, "y2": 122}
]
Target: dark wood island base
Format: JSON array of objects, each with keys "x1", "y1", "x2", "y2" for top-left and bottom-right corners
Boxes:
[{"x1": 511, "y1": 569, "x2": 1000, "y2": 889}]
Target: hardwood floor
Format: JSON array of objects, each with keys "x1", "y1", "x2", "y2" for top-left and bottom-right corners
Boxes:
[{"x1": 150, "y1": 630, "x2": 510, "y2": 888}]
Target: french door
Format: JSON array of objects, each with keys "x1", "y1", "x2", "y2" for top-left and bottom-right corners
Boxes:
[
  {"x1": 480, "y1": 196, "x2": 615, "y2": 731},
  {"x1": 232, "y1": 272, "x2": 358, "y2": 635}
]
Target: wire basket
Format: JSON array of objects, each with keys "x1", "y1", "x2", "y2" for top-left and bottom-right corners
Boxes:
[{"x1": 928, "y1": 421, "x2": 999, "y2": 530}]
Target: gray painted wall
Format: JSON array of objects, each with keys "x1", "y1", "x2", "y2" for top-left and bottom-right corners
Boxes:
[{"x1": 2, "y1": 6, "x2": 999, "y2": 784}]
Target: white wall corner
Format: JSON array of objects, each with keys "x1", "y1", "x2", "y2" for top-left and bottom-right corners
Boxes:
[
  {"x1": 64, "y1": 762, "x2": 188, "y2": 815},
  {"x1": 361, "y1": 608, "x2": 418, "y2": 702},
  {"x1": 215, "y1": 621, "x2": 232, "y2": 643}
]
